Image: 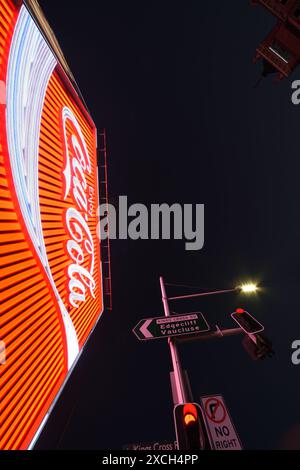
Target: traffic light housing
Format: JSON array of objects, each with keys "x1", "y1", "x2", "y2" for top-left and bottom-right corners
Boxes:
[
  {"x1": 231, "y1": 308, "x2": 264, "y2": 335},
  {"x1": 173, "y1": 403, "x2": 210, "y2": 451},
  {"x1": 242, "y1": 333, "x2": 274, "y2": 361},
  {"x1": 231, "y1": 308, "x2": 274, "y2": 360}
]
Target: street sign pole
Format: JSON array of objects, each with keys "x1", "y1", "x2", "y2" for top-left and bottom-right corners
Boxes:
[
  {"x1": 160, "y1": 277, "x2": 189, "y2": 405},
  {"x1": 134, "y1": 278, "x2": 271, "y2": 451},
  {"x1": 160, "y1": 277, "x2": 211, "y2": 450}
]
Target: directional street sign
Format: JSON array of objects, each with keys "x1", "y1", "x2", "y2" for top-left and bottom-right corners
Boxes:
[
  {"x1": 133, "y1": 313, "x2": 210, "y2": 341},
  {"x1": 200, "y1": 395, "x2": 242, "y2": 451}
]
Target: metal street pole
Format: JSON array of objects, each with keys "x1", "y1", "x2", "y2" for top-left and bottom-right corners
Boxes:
[
  {"x1": 160, "y1": 276, "x2": 189, "y2": 404},
  {"x1": 135, "y1": 278, "x2": 263, "y2": 451},
  {"x1": 168, "y1": 287, "x2": 237, "y2": 301}
]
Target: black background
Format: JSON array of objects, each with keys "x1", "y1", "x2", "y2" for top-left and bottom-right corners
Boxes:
[{"x1": 35, "y1": 0, "x2": 300, "y2": 450}]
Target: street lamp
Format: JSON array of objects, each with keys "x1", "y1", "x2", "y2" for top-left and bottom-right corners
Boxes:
[{"x1": 238, "y1": 283, "x2": 258, "y2": 294}]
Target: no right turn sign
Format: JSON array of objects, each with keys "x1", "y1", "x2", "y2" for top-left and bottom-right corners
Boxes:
[{"x1": 200, "y1": 395, "x2": 242, "y2": 450}]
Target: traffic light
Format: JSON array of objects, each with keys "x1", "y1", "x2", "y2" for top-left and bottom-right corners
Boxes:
[
  {"x1": 231, "y1": 308, "x2": 264, "y2": 335},
  {"x1": 173, "y1": 403, "x2": 209, "y2": 451},
  {"x1": 231, "y1": 308, "x2": 274, "y2": 360},
  {"x1": 242, "y1": 333, "x2": 274, "y2": 361}
]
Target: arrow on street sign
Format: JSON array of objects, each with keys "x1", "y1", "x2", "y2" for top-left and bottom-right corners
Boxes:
[{"x1": 133, "y1": 312, "x2": 210, "y2": 341}]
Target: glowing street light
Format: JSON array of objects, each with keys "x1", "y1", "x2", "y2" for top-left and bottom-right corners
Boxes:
[{"x1": 238, "y1": 283, "x2": 258, "y2": 294}]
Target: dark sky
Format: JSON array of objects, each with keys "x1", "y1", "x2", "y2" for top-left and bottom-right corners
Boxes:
[{"x1": 36, "y1": 0, "x2": 300, "y2": 450}]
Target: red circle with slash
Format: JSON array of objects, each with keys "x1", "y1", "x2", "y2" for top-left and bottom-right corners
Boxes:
[{"x1": 205, "y1": 398, "x2": 226, "y2": 424}]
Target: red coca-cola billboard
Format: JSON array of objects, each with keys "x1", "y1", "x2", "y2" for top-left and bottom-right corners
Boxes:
[{"x1": 0, "y1": 0, "x2": 104, "y2": 449}]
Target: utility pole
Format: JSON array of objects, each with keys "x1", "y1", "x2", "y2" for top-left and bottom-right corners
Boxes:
[
  {"x1": 160, "y1": 276, "x2": 189, "y2": 404},
  {"x1": 160, "y1": 276, "x2": 209, "y2": 451},
  {"x1": 134, "y1": 278, "x2": 273, "y2": 450},
  {"x1": 159, "y1": 278, "x2": 246, "y2": 405},
  {"x1": 160, "y1": 276, "x2": 242, "y2": 450}
]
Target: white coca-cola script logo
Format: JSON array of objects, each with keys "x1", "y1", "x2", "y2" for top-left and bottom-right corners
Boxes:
[{"x1": 62, "y1": 107, "x2": 96, "y2": 308}]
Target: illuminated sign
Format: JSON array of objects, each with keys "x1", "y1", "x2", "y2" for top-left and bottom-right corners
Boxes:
[{"x1": 0, "y1": 0, "x2": 103, "y2": 449}]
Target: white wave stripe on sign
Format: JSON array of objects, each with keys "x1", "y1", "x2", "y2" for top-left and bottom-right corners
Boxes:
[{"x1": 6, "y1": 6, "x2": 79, "y2": 369}]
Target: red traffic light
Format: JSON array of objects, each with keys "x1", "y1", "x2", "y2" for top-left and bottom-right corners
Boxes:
[
  {"x1": 231, "y1": 309, "x2": 264, "y2": 335},
  {"x1": 235, "y1": 308, "x2": 245, "y2": 314},
  {"x1": 183, "y1": 404, "x2": 198, "y2": 426},
  {"x1": 174, "y1": 403, "x2": 209, "y2": 450}
]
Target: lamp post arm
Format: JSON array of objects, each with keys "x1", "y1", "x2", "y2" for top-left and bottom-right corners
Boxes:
[{"x1": 168, "y1": 288, "x2": 238, "y2": 301}]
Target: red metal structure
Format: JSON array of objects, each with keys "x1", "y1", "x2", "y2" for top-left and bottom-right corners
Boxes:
[
  {"x1": 252, "y1": 0, "x2": 300, "y2": 79},
  {"x1": 99, "y1": 130, "x2": 113, "y2": 311}
]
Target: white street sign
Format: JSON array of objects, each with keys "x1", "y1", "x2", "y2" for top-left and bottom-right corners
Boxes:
[
  {"x1": 133, "y1": 313, "x2": 210, "y2": 341},
  {"x1": 200, "y1": 395, "x2": 242, "y2": 450}
]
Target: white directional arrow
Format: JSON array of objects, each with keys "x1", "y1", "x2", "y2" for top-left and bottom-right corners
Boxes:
[{"x1": 140, "y1": 319, "x2": 153, "y2": 339}]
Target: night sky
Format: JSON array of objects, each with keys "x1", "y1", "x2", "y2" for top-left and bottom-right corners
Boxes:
[{"x1": 36, "y1": 0, "x2": 300, "y2": 450}]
